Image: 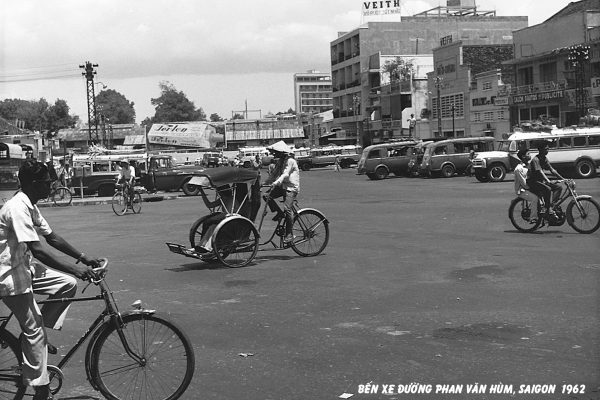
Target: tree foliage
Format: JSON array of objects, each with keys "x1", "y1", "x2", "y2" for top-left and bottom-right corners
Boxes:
[
  {"x1": 0, "y1": 98, "x2": 77, "y2": 134},
  {"x1": 382, "y1": 57, "x2": 415, "y2": 82},
  {"x1": 232, "y1": 113, "x2": 245, "y2": 120},
  {"x1": 209, "y1": 113, "x2": 223, "y2": 122},
  {"x1": 149, "y1": 81, "x2": 206, "y2": 123},
  {"x1": 95, "y1": 89, "x2": 136, "y2": 124}
]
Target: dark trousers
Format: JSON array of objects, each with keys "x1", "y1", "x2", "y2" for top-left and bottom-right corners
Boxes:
[
  {"x1": 269, "y1": 187, "x2": 297, "y2": 237},
  {"x1": 528, "y1": 180, "x2": 561, "y2": 214}
]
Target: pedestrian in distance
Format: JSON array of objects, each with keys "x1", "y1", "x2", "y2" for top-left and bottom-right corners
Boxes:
[
  {"x1": 334, "y1": 155, "x2": 341, "y2": 172},
  {"x1": 0, "y1": 160, "x2": 100, "y2": 400},
  {"x1": 407, "y1": 113, "x2": 416, "y2": 137}
]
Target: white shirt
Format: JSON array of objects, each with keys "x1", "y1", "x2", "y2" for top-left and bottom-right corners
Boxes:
[
  {"x1": 0, "y1": 192, "x2": 52, "y2": 296},
  {"x1": 118, "y1": 165, "x2": 136, "y2": 182},
  {"x1": 514, "y1": 163, "x2": 529, "y2": 195}
]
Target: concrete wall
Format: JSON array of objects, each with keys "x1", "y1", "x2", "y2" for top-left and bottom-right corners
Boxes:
[{"x1": 514, "y1": 13, "x2": 587, "y2": 58}]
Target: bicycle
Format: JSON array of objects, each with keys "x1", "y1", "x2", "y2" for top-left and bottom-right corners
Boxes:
[
  {"x1": 39, "y1": 181, "x2": 72, "y2": 207},
  {"x1": 508, "y1": 179, "x2": 600, "y2": 234},
  {"x1": 167, "y1": 167, "x2": 330, "y2": 268},
  {"x1": 112, "y1": 183, "x2": 142, "y2": 216},
  {"x1": 0, "y1": 259, "x2": 195, "y2": 400}
]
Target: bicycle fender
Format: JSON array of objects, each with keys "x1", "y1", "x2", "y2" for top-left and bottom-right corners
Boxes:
[
  {"x1": 574, "y1": 195, "x2": 593, "y2": 201},
  {"x1": 213, "y1": 215, "x2": 260, "y2": 239},
  {"x1": 84, "y1": 310, "x2": 158, "y2": 389},
  {"x1": 296, "y1": 208, "x2": 329, "y2": 223}
]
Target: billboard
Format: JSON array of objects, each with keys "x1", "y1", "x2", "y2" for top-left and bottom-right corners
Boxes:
[{"x1": 147, "y1": 122, "x2": 223, "y2": 148}]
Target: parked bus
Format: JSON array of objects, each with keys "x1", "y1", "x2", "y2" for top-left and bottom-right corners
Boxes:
[
  {"x1": 471, "y1": 127, "x2": 600, "y2": 181},
  {"x1": 299, "y1": 145, "x2": 362, "y2": 171},
  {"x1": 0, "y1": 143, "x2": 33, "y2": 190}
]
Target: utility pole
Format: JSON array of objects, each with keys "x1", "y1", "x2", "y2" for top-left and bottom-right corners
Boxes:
[
  {"x1": 79, "y1": 61, "x2": 99, "y2": 144},
  {"x1": 568, "y1": 45, "x2": 590, "y2": 120}
]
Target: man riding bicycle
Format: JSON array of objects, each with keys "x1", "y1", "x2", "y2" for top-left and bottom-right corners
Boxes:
[
  {"x1": 526, "y1": 140, "x2": 565, "y2": 222},
  {"x1": 116, "y1": 159, "x2": 136, "y2": 203},
  {"x1": 0, "y1": 161, "x2": 99, "y2": 400}
]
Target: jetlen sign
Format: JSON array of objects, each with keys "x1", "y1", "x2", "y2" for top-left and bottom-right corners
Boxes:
[{"x1": 362, "y1": 0, "x2": 401, "y2": 16}]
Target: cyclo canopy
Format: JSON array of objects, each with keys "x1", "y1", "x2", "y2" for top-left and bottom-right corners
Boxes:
[{"x1": 187, "y1": 166, "x2": 259, "y2": 188}]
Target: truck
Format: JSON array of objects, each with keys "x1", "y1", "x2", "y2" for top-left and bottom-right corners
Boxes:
[{"x1": 71, "y1": 153, "x2": 206, "y2": 196}]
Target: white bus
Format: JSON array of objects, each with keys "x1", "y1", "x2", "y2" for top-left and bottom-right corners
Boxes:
[{"x1": 507, "y1": 127, "x2": 600, "y2": 179}]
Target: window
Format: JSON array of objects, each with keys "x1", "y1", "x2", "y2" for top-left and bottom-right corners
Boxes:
[
  {"x1": 484, "y1": 112, "x2": 494, "y2": 121},
  {"x1": 558, "y1": 137, "x2": 572, "y2": 148},
  {"x1": 367, "y1": 149, "x2": 383, "y2": 159},
  {"x1": 539, "y1": 62, "x2": 557, "y2": 83},
  {"x1": 433, "y1": 145, "x2": 447, "y2": 155},
  {"x1": 497, "y1": 110, "x2": 505, "y2": 120},
  {"x1": 588, "y1": 135, "x2": 600, "y2": 146},
  {"x1": 482, "y1": 81, "x2": 492, "y2": 91},
  {"x1": 573, "y1": 136, "x2": 586, "y2": 147},
  {"x1": 473, "y1": 112, "x2": 481, "y2": 122}
]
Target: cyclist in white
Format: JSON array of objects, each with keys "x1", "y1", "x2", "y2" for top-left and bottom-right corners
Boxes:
[
  {"x1": 116, "y1": 159, "x2": 136, "y2": 202},
  {"x1": 514, "y1": 150, "x2": 539, "y2": 224}
]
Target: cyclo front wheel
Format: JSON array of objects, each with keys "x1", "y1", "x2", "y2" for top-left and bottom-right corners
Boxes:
[
  {"x1": 213, "y1": 217, "x2": 259, "y2": 268},
  {"x1": 508, "y1": 198, "x2": 541, "y2": 233},
  {"x1": 290, "y1": 209, "x2": 330, "y2": 257},
  {"x1": 52, "y1": 187, "x2": 72, "y2": 206},
  {"x1": 566, "y1": 197, "x2": 600, "y2": 234},
  {"x1": 111, "y1": 192, "x2": 127, "y2": 216},
  {"x1": 0, "y1": 329, "x2": 26, "y2": 400},
  {"x1": 89, "y1": 313, "x2": 195, "y2": 400}
]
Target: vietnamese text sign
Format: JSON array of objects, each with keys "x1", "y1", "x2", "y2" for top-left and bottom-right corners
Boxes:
[
  {"x1": 147, "y1": 122, "x2": 221, "y2": 148},
  {"x1": 511, "y1": 90, "x2": 564, "y2": 104}
]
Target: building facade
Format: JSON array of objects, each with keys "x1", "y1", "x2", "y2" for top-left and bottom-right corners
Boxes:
[
  {"x1": 293, "y1": 70, "x2": 333, "y2": 115},
  {"x1": 329, "y1": 0, "x2": 527, "y2": 146},
  {"x1": 505, "y1": 0, "x2": 600, "y2": 129},
  {"x1": 425, "y1": 40, "x2": 517, "y2": 139}
]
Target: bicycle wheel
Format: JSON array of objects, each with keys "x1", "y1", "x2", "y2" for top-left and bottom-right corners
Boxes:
[
  {"x1": 290, "y1": 209, "x2": 330, "y2": 257},
  {"x1": 566, "y1": 197, "x2": 600, "y2": 234},
  {"x1": 112, "y1": 193, "x2": 127, "y2": 216},
  {"x1": 89, "y1": 313, "x2": 195, "y2": 400},
  {"x1": 0, "y1": 330, "x2": 25, "y2": 400},
  {"x1": 213, "y1": 217, "x2": 259, "y2": 268},
  {"x1": 52, "y1": 187, "x2": 72, "y2": 207},
  {"x1": 131, "y1": 193, "x2": 142, "y2": 214},
  {"x1": 508, "y1": 198, "x2": 541, "y2": 233}
]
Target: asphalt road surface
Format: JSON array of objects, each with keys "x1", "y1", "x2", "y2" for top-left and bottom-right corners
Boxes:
[{"x1": 6, "y1": 168, "x2": 599, "y2": 400}]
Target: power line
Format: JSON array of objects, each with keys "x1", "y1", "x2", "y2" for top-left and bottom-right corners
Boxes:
[{"x1": 0, "y1": 73, "x2": 81, "y2": 83}]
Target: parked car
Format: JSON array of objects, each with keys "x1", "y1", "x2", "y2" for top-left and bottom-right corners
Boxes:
[
  {"x1": 357, "y1": 140, "x2": 420, "y2": 180},
  {"x1": 419, "y1": 137, "x2": 495, "y2": 178},
  {"x1": 71, "y1": 153, "x2": 205, "y2": 196}
]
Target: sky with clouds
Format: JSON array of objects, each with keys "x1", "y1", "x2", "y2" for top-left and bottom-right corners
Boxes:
[{"x1": 0, "y1": 0, "x2": 570, "y2": 123}]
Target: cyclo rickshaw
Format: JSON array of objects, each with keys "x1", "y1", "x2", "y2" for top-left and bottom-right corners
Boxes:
[{"x1": 166, "y1": 166, "x2": 330, "y2": 267}]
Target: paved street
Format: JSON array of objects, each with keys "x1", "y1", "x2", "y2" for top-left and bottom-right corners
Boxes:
[{"x1": 6, "y1": 168, "x2": 599, "y2": 400}]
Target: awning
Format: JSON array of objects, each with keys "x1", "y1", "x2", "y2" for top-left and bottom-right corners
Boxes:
[
  {"x1": 123, "y1": 135, "x2": 146, "y2": 145},
  {"x1": 320, "y1": 131, "x2": 337, "y2": 138}
]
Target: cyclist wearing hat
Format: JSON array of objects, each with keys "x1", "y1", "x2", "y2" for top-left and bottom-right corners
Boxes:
[
  {"x1": 115, "y1": 159, "x2": 136, "y2": 202},
  {"x1": 264, "y1": 141, "x2": 300, "y2": 244}
]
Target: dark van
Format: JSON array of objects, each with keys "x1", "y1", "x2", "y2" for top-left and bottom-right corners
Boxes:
[
  {"x1": 357, "y1": 140, "x2": 420, "y2": 180},
  {"x1": 419, "y1": 137, "x2": 495, "y2": 177}
]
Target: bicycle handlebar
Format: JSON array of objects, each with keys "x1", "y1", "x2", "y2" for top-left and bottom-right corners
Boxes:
[{"x1": 91, "y1": 258, "x2": 108, "y2": 284}]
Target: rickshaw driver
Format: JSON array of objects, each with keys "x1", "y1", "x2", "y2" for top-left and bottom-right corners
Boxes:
[
  {"x1": 264, "y1": 141, "x2": 300, "y2": 244},
  {"x1": 115, "y1": 159, "x2": 136, "y2": 203}
]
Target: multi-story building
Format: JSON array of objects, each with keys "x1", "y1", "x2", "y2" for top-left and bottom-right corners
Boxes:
[
  {"x1": 470, "y1": 69, "x2": 511, "y2": 140},
  {"x1": 425, "y1": 40, "x2": 517, "y2": 139},
  {"x1": 329, "y1": 0, "x2": 527, "y2": 146},
  {"x1": 293, "y1": 70, "x2": 333, "y2": 116},
  {"x1": 504, "y1": 0, "x2": 600, "y2": 128}
]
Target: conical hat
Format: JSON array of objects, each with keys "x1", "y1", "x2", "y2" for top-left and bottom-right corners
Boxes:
[{"x1": 267, "y1": 140, "x2": 293, "y2": 154}]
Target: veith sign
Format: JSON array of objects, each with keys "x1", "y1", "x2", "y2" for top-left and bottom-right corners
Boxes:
[{"x1": 362, "y1": 0, "x2": 401, "y2": 16}]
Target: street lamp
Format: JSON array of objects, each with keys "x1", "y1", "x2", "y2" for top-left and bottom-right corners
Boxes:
[
  {"x1": 352, "y1": 94, "x2": 360, "y2": 146},
  {"x1": 434, "y1": 76, "x2": 443, "y2": 137},
  {"x1": 451, "y1": 103, "x2": 455, "y2": 137}
]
